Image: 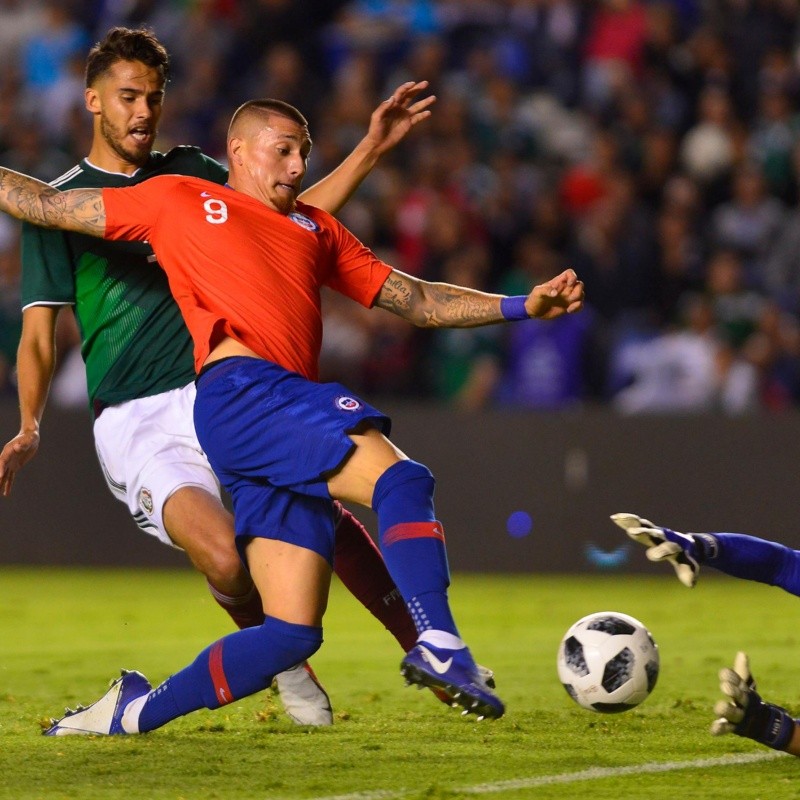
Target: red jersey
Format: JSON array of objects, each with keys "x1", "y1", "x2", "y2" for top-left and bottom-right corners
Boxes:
[{"x1": 102, "y1": 175, "x2": 392, "y2": 380}]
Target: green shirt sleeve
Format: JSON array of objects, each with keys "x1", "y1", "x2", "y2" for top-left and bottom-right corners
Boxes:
[{"x1": 20, "y1": 222, "x2": 76, "y2": 308}]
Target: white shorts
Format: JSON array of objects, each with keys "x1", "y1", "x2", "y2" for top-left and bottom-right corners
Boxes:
[{"x1": 93, "y1": 383, "x2": 221, "y2": 547}]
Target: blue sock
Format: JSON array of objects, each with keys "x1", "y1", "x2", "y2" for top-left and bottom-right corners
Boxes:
[
  {"x1": 138, "y1": 615, "x2": 322, "y2": 732},
  {"x1": 702, "y1": 533, "x2": 800, "y2": 596},
  {"x1": 372, "y1": 460, "x2": 458, "y2": 638}
]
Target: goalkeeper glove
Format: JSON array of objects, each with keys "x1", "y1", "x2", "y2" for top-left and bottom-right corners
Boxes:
[
  {"x1": 711, "y1": 651, "x2": 797, "y2": 751},
  {"x1": 610, "y1": 512, "x2": 700, "y2": 588}
]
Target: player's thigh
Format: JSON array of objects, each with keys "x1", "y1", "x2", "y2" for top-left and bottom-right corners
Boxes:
[
  {"x1": 245, "y1": 537, "x2": 332, "y2": 626},
  {"x1": 229, "y1": 480, "x2": 337, "y2": 563},
  {"x1": 326, "y1": 425, "x2": 407, "y2": 507},
  {"x1": 161, "y1": 484, "x2": 235, "y2": 555},
  {"x1": 93, "y1": 384, "x2": 221, "y2": 547},
  {"x1": 194, "y1": 358, "x2": 392, "y2": 497}
]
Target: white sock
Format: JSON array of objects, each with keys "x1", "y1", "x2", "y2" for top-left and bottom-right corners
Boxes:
[
  {"x1": 120, "y1": 693, "x2": 149, "y2": 733},
  {"x1": 418, "y1": 630, "x2": 465, "y2": 650}
]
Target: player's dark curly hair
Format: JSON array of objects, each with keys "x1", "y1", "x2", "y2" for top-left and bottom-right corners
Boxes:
[{"x1": 85, "y1": 27, "x2": 170, "y2": 88}]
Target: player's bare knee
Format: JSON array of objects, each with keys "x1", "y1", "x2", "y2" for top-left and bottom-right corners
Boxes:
[
  {"x1": 188, "y1": 540, "x2": 246, "y2": 589},
  {"x1": 327, "y1": 426, "x2": 406, "y2": 505}
]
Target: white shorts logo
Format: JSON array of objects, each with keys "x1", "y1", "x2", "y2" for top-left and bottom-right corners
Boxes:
[
  {"x1": 288, "y1": 212, "x2": 319, "y2": 232},
  {"x1": 335, "y1": 396, "x2": 362, "y2": 412},
  {"x1": 139, "y1": 487, "x2": 154, "y2": 515}
]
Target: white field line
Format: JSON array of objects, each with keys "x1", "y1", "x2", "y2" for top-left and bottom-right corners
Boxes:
[{"x1": 308, "y1": 750, "x2": 785, "y2": 800}]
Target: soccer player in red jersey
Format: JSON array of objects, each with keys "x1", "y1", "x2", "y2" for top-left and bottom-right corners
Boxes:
[
  {"x1": 0, "y1": 27, "x2": 443, "y2": 726},
  {"x1": 0, "y1": 99, "x2": 584, "y2": 734}
]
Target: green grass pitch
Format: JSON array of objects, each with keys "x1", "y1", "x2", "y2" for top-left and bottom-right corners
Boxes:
[{"x1": 0, "y1": 567, "x2": 797, "y2": 799}]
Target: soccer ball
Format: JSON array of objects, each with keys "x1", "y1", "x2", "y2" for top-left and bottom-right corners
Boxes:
[{"x1": 556, "y1": 611, "x2": 659, "y2": 713}]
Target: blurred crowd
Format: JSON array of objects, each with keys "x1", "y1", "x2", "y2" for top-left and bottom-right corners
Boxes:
[{"x1": 3, "y1": 0, "x2": 800, "y2": 414}]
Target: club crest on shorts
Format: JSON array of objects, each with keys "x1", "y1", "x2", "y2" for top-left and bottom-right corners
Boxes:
[
  {"x1": 335, "y1": 395, "x2": 362, "y2": 412},
  {"x1": 288, "y1": 212, "x2": 319, "y2": 232},
  {"x1": 139, "y1": 487, "x2": 154, "y2": 515}
]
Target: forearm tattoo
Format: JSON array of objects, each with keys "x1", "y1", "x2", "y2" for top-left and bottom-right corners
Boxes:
[
  {"x1": 0, "y1": 168, "x2": 105, "y2": 236},
  {"x1": 378, "y1": 271, "x2": 502, "y2": 328},
  {"x1": 419, "y1": 283, "x2": 502, "y2": 327}
]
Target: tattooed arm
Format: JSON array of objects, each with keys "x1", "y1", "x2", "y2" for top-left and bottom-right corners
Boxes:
[
  {"x1": 375, "y1": 268, "x2": 585, "y2": 327},
  {"x1": 0, "y1": 167, "x2": 105, "y2": 236}
]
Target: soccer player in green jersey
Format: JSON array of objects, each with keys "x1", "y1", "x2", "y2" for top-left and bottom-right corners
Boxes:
[{"x1": 0, "y1": 27, "x2": 442, "y2": 726}]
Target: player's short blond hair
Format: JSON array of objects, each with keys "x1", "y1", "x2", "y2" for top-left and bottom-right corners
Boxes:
[{"x1": 228, "y1": 99, "x2": 309, "y2": 139}]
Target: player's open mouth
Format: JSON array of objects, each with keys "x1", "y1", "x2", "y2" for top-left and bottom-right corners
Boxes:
[
  {"x1": 129, "y1": 128, "x2": 152, "y2": 144},
  {"x1": 276, "y1": 183, "x2": 297, "y2": 194}
]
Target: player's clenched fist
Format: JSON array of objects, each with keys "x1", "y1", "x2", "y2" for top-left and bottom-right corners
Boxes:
[{"x1": 525, "y1": 268, "x2": 584, "y2": 320}]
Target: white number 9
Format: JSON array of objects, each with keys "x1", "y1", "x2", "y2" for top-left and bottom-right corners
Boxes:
[{"x1": 204, "y1": 198, "x2": 228, "y2": 224}]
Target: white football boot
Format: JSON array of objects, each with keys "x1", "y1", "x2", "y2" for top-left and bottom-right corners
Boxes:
[{"x1": 274, "y1": 661, "x2": 333, "y2": 726}]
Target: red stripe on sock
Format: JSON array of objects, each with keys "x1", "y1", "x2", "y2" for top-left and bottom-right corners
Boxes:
[
  {"x1": 209, "y1": 641, "x2": 234, "y2": 706},
  {"x1": 382, "y1": 521, "x2": 445, "y2": 546}
]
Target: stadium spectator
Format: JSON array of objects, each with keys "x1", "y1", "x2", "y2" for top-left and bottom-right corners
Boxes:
[
  {"x1": 568, "y1": 168, "x2": 659, "y2": 322},
  {"x1": 0, "y1": 0, "x2": 47, "y2": 74},
  {"x1": 610, "y1": 292, "x2": 758, "y2": 415},
  {"x1": 581, "y1": 0, "x2": 648, "y2": 117},
  {"x1": 652, "y1": 202, "x2": 704, "y2": 326},
  {"x1": 705, "y1": 248, "x2": 764, "y2": 349},
  {"x1": 494, "y1": 233, "x2": 599, "y2": 409},
  {"x1": 710, "y1": 161, "x2": 785, "y2": 287},
  {"x1": 0, "y1": 119, "x2": 72, "y2": 182},
  {"x1": 680, "y1": 85, "x2": 738, "y2": 193},
  {"x1": 741, "y1": 300, "x2": 800, "y2": 411},
  {"x1": 424, "y1": 244, "x2": 502, "y2": 409},
  {"x1": 748, "y1": 79, "x2": 797, "y2": 202},
  {"x1": 21, "y1": 2, "x2": 89, "y2": 99},
  {"x1": 764, "y1": 193, "x2": 800, "y2": 315}
]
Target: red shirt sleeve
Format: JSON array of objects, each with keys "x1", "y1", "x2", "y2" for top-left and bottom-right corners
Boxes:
[
  {"x1": 102, "y1": 175, "x2": 177, "y2": 242},
  {"x1": 320, "y1": 210, "x2": 392, "y2": 307}
]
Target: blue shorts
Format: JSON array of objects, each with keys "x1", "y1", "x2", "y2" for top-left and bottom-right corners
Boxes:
[{"x1": 193, "y1": 357, "x2": 391, "y2": 563}]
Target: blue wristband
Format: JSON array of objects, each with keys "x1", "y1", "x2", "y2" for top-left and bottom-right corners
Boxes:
[
  {"x1": 500, "y1": 295, "x2": 528, "y2": 321},
  {"x1": 738, "y1": 692, "x2": 797, "y2": 751},
  {"x1": 756, "y1": 704, "x2": 797, "y2": 751}
]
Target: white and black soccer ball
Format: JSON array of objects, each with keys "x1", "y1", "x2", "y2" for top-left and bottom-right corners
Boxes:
[{"x1": 556, "y1": 611, "x2": 659, "y2": 713}]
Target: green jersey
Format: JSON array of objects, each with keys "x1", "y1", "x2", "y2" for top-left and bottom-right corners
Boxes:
[{"x1": 21, "y1": 147, "x2": 228, "y2": 413}]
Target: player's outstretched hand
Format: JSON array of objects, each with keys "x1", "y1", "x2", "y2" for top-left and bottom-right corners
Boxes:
[
  {"x1": 711, "y1": 652, "x2": 799, "y2": 752},
  {"x1": 0, "y1": 429, "x2": 40, "y2": 496},
  {"x1": 363, "y1": 81, "x2": 436, "y2": 157},
  {"x1": 610, "y1": 512, "x2": 699, "y2": 588},
  {"x1": 525, "y1": 268, "x2": 584, "y2": 321},
  {"x1": 711, "y1": 651, "x2": 756, "y2": 736}
]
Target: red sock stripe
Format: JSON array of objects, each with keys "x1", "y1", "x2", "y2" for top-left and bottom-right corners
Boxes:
[
  {"x1": 382, "y1": 521, "x2": 445, "y2": 546},
  {"x1": 209, "y1": 641, "x2": 234, "y2": 706}
]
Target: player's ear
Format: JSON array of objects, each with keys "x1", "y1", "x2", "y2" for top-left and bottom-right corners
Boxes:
[
  {"x1": 85, "y1": 87, "x2": 100, "y2": 115},
  {"x1": 228, "y1": 136, "x2": 244, "y2": 167}
]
